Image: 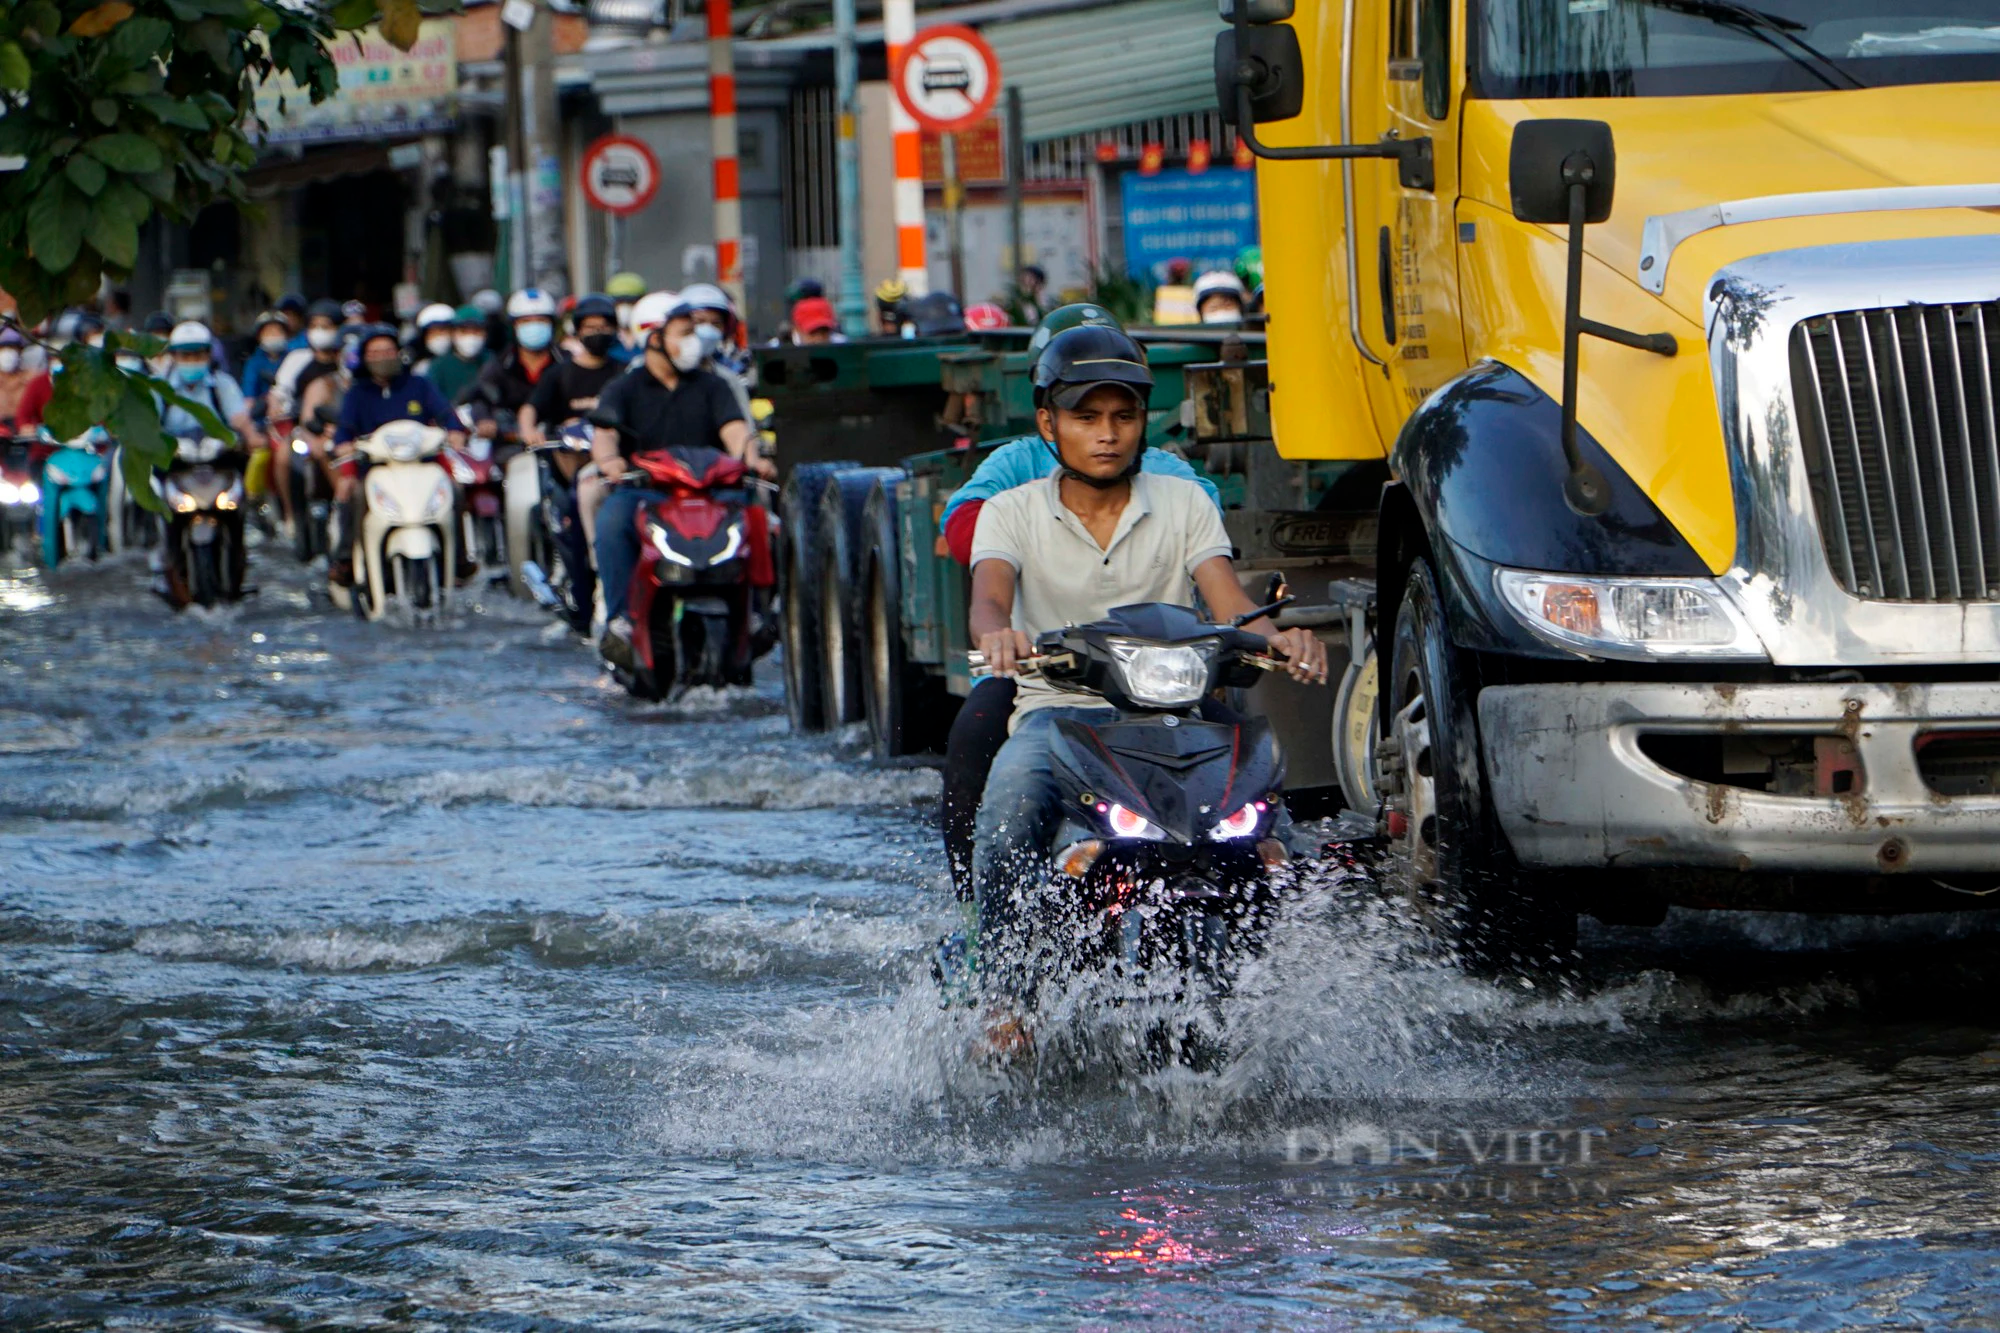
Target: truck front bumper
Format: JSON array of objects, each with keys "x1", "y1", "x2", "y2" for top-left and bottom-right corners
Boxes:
[{"x1": 1479, "y1": 682, "x2": 2000, "y2": 873}]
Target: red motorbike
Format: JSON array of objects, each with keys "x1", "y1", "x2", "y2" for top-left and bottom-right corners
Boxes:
[
  {"x1": 443, "y1": 434, "x2": 507, "y2": 568},
  {"x1": 614, "y1": 446, "x2": 775, "y2": 700}
]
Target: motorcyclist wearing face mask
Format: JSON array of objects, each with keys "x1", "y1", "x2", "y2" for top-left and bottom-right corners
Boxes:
[
  {"x1": 605, "y1": 271, "x2": 648, "y2": 357},
  {"x1": 0, "y1": 327, "x2": 32, "y2": 431},
  {"x1": 1192, "y1": 270, "x2": 1249, "y2": 326},
  {"x1": 422, "y1": 306, "x2": 490, "y2": 404},
  {"x1": 159, "y1": 321, "x2": 255, "y2": 444},
  {"x1": 674, "y1": 282, "x2": 757, "y2": 423},
  {"x1": 462, "y1": 288, "x2": 561, "y2": 449},
  {"x1": 585, "y1": 304, "x2": 769, "y2": 666},
  {"x1": 328, "y1": 325, "x2": 470, "y2": 589},
  {"x1": 15, "y1": 310, "x2": 107, "y2": 441},
  {"x1": 409, "y1": 304, "x2": 458, "y2": 378},
  {"x1": 270, "y1": 300, "x2": 350, "y2": 441},
  {"x1": 519, "y1": 295, "x2": 623, "y2": 449}
]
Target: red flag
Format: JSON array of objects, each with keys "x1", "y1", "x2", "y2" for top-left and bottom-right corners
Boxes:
[{"x1": 1138, "y1": 142, "x2": 1165, "y2": 176}]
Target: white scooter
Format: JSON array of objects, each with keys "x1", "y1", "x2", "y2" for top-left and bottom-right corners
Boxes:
[{"x1": 328, "y1": 420, "x2": 457, "y2": 623}]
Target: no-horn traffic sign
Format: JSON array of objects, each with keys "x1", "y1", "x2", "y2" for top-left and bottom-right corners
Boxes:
[
  {"x1": 581, "y1": 135, "x2": 660, "y2": 216},
  {"x1": 892, "y1": 24, "x2": 1001, "y2": 135}
]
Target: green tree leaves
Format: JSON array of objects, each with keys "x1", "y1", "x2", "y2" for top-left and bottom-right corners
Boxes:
[{"x1": 26, "y1": 180, "x2": 86, "y2": 272}]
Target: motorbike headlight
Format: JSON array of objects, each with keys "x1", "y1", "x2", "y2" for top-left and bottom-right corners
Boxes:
[
  {"x1": 421, "y1": 478, "x2": 453, "y2": 521},
  {"x1": 366, "y1": 475, "x2": 401, "y2": 520},
  {"x1": 649, "y1": 522, "x2": 694, "y2": 566},
  {"x1": 172, "y1": 492, "x2": 198, "y2": 514},
  {"x1": 291, "y1": 438, "x2": 311, "y2": 456},
  {"x1": 1101, "y1": 801, "x2": 1167, "y2": 842},
  {"x1": 712, "y1": 522, "x2": 744, "y2": 565},
  {"x1": 1209, "y1": 801, "x2": 1266, "y2": 841},
  {"x1": 0, "y1": 481, "x2": 15, "y2": 504},
  {"x1": 449, "y1": 457, "x2": 477, "y2": 484},
  {"x1": 18, "y1": 482, "x2": 37, "y2": 505},
  {"x1": 1108, "y1": 637, "x2": 1214, "y2": 707},
  {"x1": 1494, "y1": 569, "x2": 1767, "y2": 662}
]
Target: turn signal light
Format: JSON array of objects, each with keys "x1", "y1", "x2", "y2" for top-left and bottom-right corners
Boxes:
[{"x1": 1056, "y1": 839, "x2": 1105, "y2": 878}]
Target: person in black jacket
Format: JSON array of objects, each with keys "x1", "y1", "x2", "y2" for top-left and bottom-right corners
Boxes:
[
  {"x1": 460, "y1": 288, "x2": 561, "y2": 456},
  {"x1": 519, "y1": 295, "x2": 626, "y2": 631}
]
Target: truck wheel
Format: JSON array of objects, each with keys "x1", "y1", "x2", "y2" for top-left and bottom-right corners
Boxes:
[
  {"x1": 1383, "y1": 558, "x2": 1574, "y2": 973},
  {"x1": 779, "y1": 461, "x2": 857, "y2": 733},
  {"x1": 817, "y1": 467, "x2": 904, "y2": 729},
  {"x1": 857, "y1": 478, "x2": 954, "y2": 758}
]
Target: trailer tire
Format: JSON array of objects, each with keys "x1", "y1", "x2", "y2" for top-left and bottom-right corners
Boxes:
[
  {"x1": 779, "y1": 461, "x2": 857, "y2": 733},
  {"x1": 858, "y1": 478, "x2": 953, "y2": 758},
  {"x1": 817, "y1": 466, "x2": 904, "y2": 729},
  {"x1": 1385, "y1": 557, "x2": 1575, "y2": 974}
]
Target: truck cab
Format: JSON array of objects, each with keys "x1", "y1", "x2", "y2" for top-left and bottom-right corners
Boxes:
[{"x1": 1221, "y1": 0, "x2": 2000, "y2": 959}]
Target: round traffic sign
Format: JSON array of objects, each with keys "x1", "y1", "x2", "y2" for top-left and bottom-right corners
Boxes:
[
  {"x1": 581, "y1": 135, "x2": 659, "y2": 216},
  {"x1": 892, "y1": 24, "x2": 1001, "y2": 135}
]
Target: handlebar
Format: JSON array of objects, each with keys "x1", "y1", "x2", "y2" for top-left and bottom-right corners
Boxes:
[{"x1": 966, "y1": 648, "x2": 1289, "y2": 676}]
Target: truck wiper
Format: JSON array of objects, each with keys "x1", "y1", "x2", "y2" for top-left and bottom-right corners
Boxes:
[{"x1": 1624, "y1": 0, "x2": 1867, "y2": 90}]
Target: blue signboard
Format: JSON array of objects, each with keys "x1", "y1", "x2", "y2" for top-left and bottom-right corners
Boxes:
[{"x1": 1121, "y1": 168, "x2": 1258, "y2": 281}]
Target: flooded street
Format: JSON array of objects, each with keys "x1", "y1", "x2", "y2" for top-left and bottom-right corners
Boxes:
[{"x1": 4, "y1": 552, "x2": 1999, "y2": 1329}]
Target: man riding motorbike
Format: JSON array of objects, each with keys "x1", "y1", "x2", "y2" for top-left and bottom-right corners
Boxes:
[
  {"x1": 329, "y1": 325, "x2": 469, "y2": 590},
  {"x1": 674, "y1": 283, "x2": 756, "y2": 422},
  {"x1": 410, "y1": 304, "x2": 458, "y2": 379},
  {"x1": 269, "y1": 300, "x2": 349, "y2": 439},
  {"x1": 462, "y1": 288, "x2": 561, "y2": 451},
  {"x1": 153, "y1": 321, "x2": 256, "y2": 599},
  {"x1": 934, "y1": 304, "x2": 1223, "y2": 897},
  {"x1": 519, "y1": 295, "x2": 627, "y2": 631},
  {"x1": 586, "y1": 301, "x2": 764, "y2": 670},
  {"x1": 424, "y1": 306, "x2": 491, "y2": 404},
  {"x1": 963, "y1": 325, "x2": 1327, "y2": 1021}
]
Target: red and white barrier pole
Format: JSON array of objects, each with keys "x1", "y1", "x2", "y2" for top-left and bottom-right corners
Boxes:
[
  {"x1": 883, "y1": 0, "x2": 928, "y2": 297},
  {"x1": 708, "y1": 0, "x2": 744, "y2": 309}
]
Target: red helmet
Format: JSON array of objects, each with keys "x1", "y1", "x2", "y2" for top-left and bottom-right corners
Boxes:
[{"x1": 964, "y1": 302, "x2": 1008, "y2": 331}]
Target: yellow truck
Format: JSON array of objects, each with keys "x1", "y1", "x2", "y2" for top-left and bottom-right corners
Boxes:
[{"x1": 1215, "y1": 0, "x2": 2000, "y2": 962}]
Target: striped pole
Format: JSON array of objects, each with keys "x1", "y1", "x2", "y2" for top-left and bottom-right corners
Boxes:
[
  {"x1": 708, "y1": 0, "x2": 744, "y2": 310},
  {"x1": 883, "y1": 0, "x2": 928, "y2": 297}
]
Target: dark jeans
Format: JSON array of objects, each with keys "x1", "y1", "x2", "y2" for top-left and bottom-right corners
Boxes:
[
  {"x1": 547, "y1": 472, "x2": 594, "y2": 627},
  {"x1": 942, "y1": 675, "x2": 1016, "y2": 900},
  {"x1": 594, "y1": 484, "x2": 662, "y2": 622}
]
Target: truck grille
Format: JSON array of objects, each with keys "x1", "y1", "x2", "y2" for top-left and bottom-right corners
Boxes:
[{"x1": 1791, "y1": 302, "x2": 2000, "y2": 601}]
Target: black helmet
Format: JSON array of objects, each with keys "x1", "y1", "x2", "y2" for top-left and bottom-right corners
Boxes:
[
  {"x1": 355, "y1": 323, "x2": 401, "y2": 356},
  {"x1": 142, "y1": 311, "x2": 174, "y2": 336},
  {"x1": 306, "y1": 298, "x2": 343, "y2": 323},
  {"x1": 570, "y1": 294, "x2": 617, "y2": 324},
  {"x1": 1031, "y1": 324, "x2": 1153, "y2": 410},
  {"x1": 1026, "y1": 302, "x2": 1121, "y2": 356},
  {"x1": 905, "y1": 291, "x2": 965, "y2": 337}
]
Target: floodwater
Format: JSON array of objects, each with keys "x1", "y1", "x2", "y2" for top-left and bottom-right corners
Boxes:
[{"x1": 3, "y1": 553, "x2": 1999, "y2": 1330}]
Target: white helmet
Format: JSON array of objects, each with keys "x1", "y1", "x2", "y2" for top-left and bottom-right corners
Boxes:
[
  {"x1": 167, "y1": 320, "x2": 212, "y2": 352},
  {"x1": 629, "y1": 290, "x2": 679, "y2": 338},
  {"x1": 1192, "y1": 270, "x2": 1248, "y2": 308},
  {"x1": 416, "y1": 302, "x2": 456, "y2": 331},
  {"x1": 506, "y1": 288, "x2": 558, "y2": 320},
  {"x1": 677, "y1": 282, "x2": 732, "y2": 314}
]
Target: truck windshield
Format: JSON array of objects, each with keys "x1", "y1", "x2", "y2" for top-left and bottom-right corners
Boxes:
[{"x1": 1474, "y1": 0, "x2": 2000, "y2": 97}]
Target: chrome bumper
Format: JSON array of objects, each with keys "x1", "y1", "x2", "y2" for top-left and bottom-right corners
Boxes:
[{"x1": 1478, "y1": 683, "x2": 2000, "y2": 873}]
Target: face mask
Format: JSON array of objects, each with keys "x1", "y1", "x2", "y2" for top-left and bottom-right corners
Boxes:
[
  {"x1": 515, "y1": 320, "x2": 553, "y2": 351},
  {"x1": 692, "y1": 323, "x2": 724, "y2": 356},
  {"x1": 1201, "y1": 308, "x2": 1241, "y2": 325},
  {"x1": 85, "y1": 333, "x2": 105, "y2": 349},
  {"x1": 365, "y1": 356, "x2": 402, "y2": 382},
  {"x1": 453, "y1": 332, "x2": 485, "y2": 359},
  {"x1": 579, "y1": 331, "x2": 618, "y2": 358},
  {"x1": 425, "y1": 333, "x2": 452, "y2": 357},
  {"x1": 173, "y1": 363, "x2": 209, "y2": 388},
  {"x1": 115, "y1": 353, "x2": 144, "y2": 373},
  {"x1": 615, "y1": 303, "x2": 635, "y2": 331},
  {"x1": 669, "y1": 335, "x2": 704, "y2": 373},
  {"x1": 307, "y1": 327, "x2": 340, "y2": 351},
  {"x1": 0, "y1": 349, "x2": 18, "y2": 374},
  {"x1": 260, "y1": 333, "x2": 287, "y2": 356}
]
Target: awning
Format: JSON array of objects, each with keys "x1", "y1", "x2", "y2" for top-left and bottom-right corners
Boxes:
[{"x1": 980, "y1": 0, "x2": 1221, "y2": 142}]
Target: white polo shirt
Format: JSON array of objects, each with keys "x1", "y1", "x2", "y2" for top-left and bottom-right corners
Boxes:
[{"x1": 970, "y1": 471, "x2": 1233, "y2": 726}]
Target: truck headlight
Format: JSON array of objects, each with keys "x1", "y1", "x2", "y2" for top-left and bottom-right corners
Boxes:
[
  {"x1": 1495, "y1": 569, "x2": 1767, "y2": 662},
  {"x1": 1108, "y1": 637, "x2": 1213, "y2": 707}
]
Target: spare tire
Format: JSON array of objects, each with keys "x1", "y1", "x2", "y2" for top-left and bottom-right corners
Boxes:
[
  {"x1": 779, "y1": 461, "x2": 857, "y2": 732},
  {"x1": 818, "y1": 466, "x2": 906, "y2": 728},
  {"x1": 859, "y1": 476, "x2": 957, "y2": 758}
]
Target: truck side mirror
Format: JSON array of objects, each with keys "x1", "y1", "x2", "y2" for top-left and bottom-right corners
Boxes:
[
  {"x1": 1507, "y1": 119, "x2": 1677, "y2": 517},
  {"x1": 1213, "y1": 27, "x2": 1305, "y2": 125},
  {"x1": 1508, "y1": 119, "x2": 1615, "y2": 225}
]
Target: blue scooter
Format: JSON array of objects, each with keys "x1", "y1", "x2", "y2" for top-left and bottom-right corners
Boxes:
[{"x1": 38, "y1": 427, "x2": 111, "y2": 570}]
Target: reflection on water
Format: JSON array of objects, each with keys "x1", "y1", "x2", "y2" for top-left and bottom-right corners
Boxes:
[{"x1": 1, "y1": 552, "x2": 1998, "y2": 1328}]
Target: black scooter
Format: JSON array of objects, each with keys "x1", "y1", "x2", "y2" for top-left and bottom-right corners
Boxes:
[{"x1": 965, "y1": 600, "x2": 1295, "y2": 990}]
